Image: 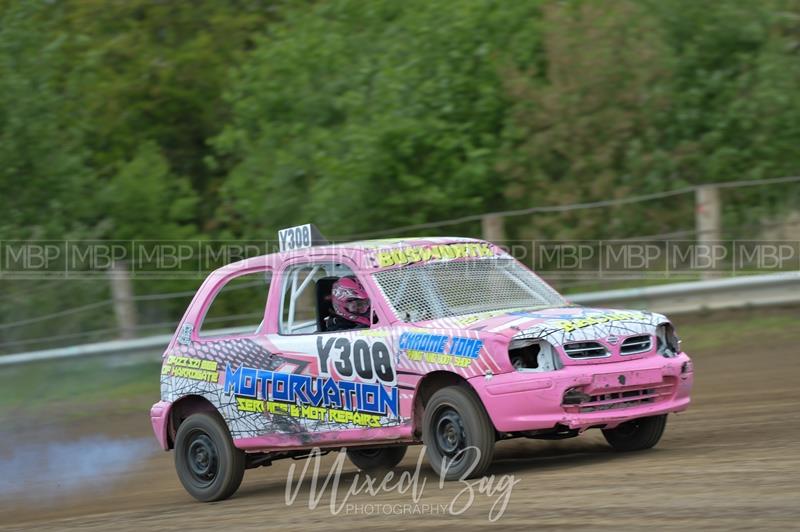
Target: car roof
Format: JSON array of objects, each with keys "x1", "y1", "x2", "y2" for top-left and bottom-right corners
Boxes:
[{"x1": 213, "y1": 236, "x2": 492, "y2": 275}]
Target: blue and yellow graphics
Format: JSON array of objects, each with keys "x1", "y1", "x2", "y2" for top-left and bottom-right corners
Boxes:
[
  {"x1": 399, "y1": 332, "x2": 483, "y2": 368},
  {"x1": 224, "y1": 364, "x2": 399, "y2": 428}
]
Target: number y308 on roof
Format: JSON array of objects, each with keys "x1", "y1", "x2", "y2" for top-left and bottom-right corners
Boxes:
[{"x1": 278, "y1": 224, "x2": 329, "y2": 252}]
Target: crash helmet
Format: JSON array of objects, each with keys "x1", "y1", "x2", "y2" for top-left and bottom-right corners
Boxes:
[{"x1": 331, "y1": 276, "x2": 371, "y2": 326}]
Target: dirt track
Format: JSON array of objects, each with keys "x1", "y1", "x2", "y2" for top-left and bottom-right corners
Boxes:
[{"x1": 1, "y1": 308, "x2": 799, "y2": 531}]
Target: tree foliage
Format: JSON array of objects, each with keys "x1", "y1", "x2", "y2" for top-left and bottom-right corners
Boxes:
[
  {"x1": 2, "y1": 0, "x2": 798, "y2": 242},
  {"x1": 0, "y1": 1, "x2": 91, "y2": 239},
  {"x1": 498, "y1": 1, "x2": 676, "y2": 239},
  {"x1": 214, "y1": 0, "x2": 548, "y2": 238},
  {"x1": 1, "y1": 0, "x2": 800, "y2": 348}
]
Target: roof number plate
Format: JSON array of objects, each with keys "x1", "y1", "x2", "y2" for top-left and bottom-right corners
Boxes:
[{"x1": 279, "y1": 224, "x2": 313, "y2": 252}]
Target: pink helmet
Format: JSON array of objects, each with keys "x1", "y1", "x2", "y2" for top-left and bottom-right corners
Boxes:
[{"x1": 331, "y1": 276, "x2": 370, "y2": 326}]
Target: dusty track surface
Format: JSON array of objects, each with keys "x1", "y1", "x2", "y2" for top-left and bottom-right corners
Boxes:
[{"x1": 1, "y1": 308, "x2": 799, "y2": 530}]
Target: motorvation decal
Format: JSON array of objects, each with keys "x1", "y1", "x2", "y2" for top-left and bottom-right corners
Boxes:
[
  {"x1": 160, "y1": 336, "x2": 406, "y2": 436},
  {"x1": 374, "y1": 242, "x2": 497, "y2": 268},
  {"x1": 224, "y1": 365, "x2": 399, "y2": 428},
  {"x1": 398, "y1": 332, "x2": 483, "y2": 368}
]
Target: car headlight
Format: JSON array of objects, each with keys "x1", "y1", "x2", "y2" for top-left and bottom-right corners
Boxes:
[
  {"x1": 508, "y1": 338, "x2": 562, "y2": 372},
  {"x1": 656, "y1": 323, "x2": 681, "y2": 357}
]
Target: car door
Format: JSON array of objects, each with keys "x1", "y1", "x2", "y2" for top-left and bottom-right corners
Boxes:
[{"x1": 262, "y1": 256, "x2": 408, "y2": 444}]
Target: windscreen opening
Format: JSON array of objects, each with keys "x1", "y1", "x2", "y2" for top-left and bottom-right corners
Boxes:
[{"x1": 372, "y1": 257, "x2": 565, "y2": 322}]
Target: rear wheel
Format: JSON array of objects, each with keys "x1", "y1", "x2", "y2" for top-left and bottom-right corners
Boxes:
[
  {"x1": 174, "y1": 412, "x2": 245, "y2": 502},
  {"x1": 422, "y1": 385, "x2": 495, "y2": 480},
  {"x1": 602, "y1": 414, "x2": 667, "y2": 452},
  {"x1": 347, "y1": 445, "x2": 407, "y2": 472}
]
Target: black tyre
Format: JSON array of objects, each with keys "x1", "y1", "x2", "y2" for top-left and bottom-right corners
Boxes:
[
  {"x1": 602, "y1": 414, "x2": 667, "y2": 452},
  {"x1": 347, "y1": 445, "x2": 408, "y2": 472},
  {"x1": 174, "y1": 412, "x2": 246, "y2": 502},
  {"x1": 422, "y1": 385, "x2": 495, "y2": 480}
]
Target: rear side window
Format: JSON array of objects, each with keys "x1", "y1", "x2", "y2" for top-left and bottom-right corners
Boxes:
[{"x1": 198, "y1": 270, "x2": 272, "y2": 337}]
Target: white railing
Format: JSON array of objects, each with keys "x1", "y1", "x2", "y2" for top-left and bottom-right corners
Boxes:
[
  {"x1": 569, "y1": 271, "x2": 800, "y2": 313},
  {"x1": 1, "y1": 272, "x2": 798, "y2": 366}
]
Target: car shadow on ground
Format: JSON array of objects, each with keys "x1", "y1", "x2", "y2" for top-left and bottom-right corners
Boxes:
[
  {"x1": 234, "y1": 438, "x2": 627, "y2": 501},
  {"x1": 488, "y1": 438, "x2": 626, "y2": 476}
]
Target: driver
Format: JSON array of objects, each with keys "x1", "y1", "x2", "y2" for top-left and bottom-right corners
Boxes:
[{"x1": 326, "y1": 276, "x2": 370, "y2": 330}]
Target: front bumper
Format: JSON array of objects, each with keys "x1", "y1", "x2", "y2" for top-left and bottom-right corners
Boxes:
[{"x1": 469, "y1": 353, "x2": 693, "y2": 433}]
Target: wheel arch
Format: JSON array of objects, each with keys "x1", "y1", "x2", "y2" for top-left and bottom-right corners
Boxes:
[
  {"x1": 411, "y1": 370, "x2": 495, "y2": 439},
  {"x1": 167, "y1": 394, "x2": 223, "y2": 450}
]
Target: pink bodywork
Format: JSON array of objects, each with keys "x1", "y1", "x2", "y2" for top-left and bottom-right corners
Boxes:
[{"x1": 151, "y1": 238, "x2": 693, "y2": 452}]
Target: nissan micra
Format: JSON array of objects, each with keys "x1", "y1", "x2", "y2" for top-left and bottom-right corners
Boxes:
[{"x1": 150, "y1": 225, "x2": 693, "y2": 501}]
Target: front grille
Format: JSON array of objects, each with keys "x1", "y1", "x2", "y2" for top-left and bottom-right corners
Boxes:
[
  {"x1": 620, "y1": 334, "x2": 652, "y2": 355},
  {"x1": 563, "y1": 341, "x2": 608, "y2": 359},
  {"x1": 562, "y1": 380, "x2": 675, "y2": 413}
]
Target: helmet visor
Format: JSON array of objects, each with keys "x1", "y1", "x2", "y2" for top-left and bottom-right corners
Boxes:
[{"x1": 343, "y1": 298, "x2": 369, "y2": 315}]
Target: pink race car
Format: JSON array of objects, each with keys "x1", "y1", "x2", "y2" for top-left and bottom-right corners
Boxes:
[{"x1": 151, "y1": 224, "x2": 693, "y2": 501}]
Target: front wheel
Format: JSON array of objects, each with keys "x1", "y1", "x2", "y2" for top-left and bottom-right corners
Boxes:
[
  {"x1": 347, "y1": 445, "x2": 407, "y2": 472},
  {"x1": 174, "y1": 412, "x2": 246, "y2": 502},
  {"x1": 422, "y1": 385, "x2": 495, "y2": 480},
  {"x1": 602, "y1": 414, "x2": 667, "y2": 452}
]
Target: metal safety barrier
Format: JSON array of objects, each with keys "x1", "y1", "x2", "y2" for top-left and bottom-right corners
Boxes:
[{"x1": 1, "y1": 272, "x2": 798, "y2": 367}]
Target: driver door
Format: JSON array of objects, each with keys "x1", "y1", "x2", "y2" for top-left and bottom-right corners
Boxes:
[{"x1": 262, "y1": 258, "x2": 406, "y2": 443}]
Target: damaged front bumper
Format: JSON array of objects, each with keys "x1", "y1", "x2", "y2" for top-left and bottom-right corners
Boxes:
[{"x1": 469, "y1": 353, "x2": 693, "y2": 433}]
